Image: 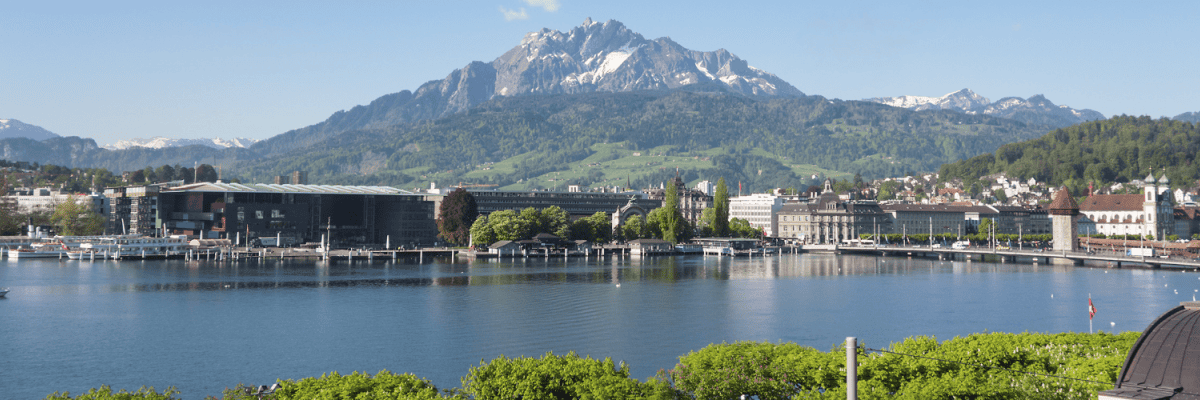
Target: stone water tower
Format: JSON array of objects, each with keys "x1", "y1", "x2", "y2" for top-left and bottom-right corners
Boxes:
[{"x1": 1048, "y1": 186, "x2": 1079, "y2": 254}]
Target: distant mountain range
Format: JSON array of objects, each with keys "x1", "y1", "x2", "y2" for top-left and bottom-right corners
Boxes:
[
  {"x1": 864, "y1": 89, "x2": 1106, "y2": 128},
  {"x1": 0, "y1": 119, "x2": 59, "y2": 141},
  {"x1": 0, "y1": 19, "x2": 1156, "y2": 191},
  {"x1": 102, "y1": 137, "x2": 260, "y2": 150}
]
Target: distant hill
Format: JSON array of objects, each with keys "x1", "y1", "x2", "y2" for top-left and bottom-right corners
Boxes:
[
  {"x1": 1174, "y1": 111, "x2": 1200, "y2": 123},
  {"x1": 939, "y1": 115, "x2": 1200, "y2": 194},
  {"x1": 865, "y1": 89, "x2": 1105, "y2": 128},
  {"x1": 0, "y1": 119, "x2": 59, "y2": 141},
  {"x1": 0, "y1": 136, "x2": 254, "y2": 175},
  {"x1": 250, "y1": 18, "x2": 804, "y2": 157}
]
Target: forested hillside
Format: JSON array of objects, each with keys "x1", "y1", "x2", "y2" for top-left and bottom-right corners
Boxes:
[
  {"x1": 940, "y1": 115, "x2": 1200, "y2": 193},
  {"x1": 244, "y1": 91, "x2": 1050, "y2": 191}
]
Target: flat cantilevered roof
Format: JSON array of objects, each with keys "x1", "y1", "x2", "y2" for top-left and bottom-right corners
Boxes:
[{"x1": 164, "y1": 182, "x2": 415, "y2": 195}]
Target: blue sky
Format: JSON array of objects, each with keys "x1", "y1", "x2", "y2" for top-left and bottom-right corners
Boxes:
[{"x1": 3, "y1": 0, "x2": 1196, "y2": 144}]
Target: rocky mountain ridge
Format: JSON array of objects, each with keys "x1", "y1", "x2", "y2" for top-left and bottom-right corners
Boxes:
[
  {"x1": 864, "y1": 89, "x2": 1105, "y2": 128},
  {"x1": 102, "y1": 136, "x2": 260, "y2": 151},
  {"x1": 0, "y1": 119, "x2": 60, "y2": 141}
]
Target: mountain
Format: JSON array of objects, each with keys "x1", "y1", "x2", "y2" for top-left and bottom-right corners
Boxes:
[
  {"x1": 251, "y1": 18, "x2": 803, "y2": 156},
  {"x1": 102, "y1": 136, "x2": 260, "y2": 150},
  {"x1": 239, "y1": 91, "x2": 1051, "y2": 190},
  {"x1": 864, "y1": 89, "x2": 1105, "y2": 128},
  {"x1": 864, "y1": 88, "x2": 990, "y2": 112},
  {"x1": 0, "y1": 136, "x2": 255, "y2": 174},
  {"x1": 939, "y1": 115, "x2": 1199, "y2": 195},
  {"x1": 0, "y1": 119, "x2": 60, "y2": 141},
  {"x1": 1174, "y1": 111, "x2": 1200, "y2": 123}
]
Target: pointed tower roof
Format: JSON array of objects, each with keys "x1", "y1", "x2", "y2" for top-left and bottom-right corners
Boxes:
[
  {"x1": 1145, "y1": 173, "x2": 1157, "y2": 184},
  {"x1": 1159, "y1": 174, "x2": 1170, "y2": 185},
  {"x1": 1048, "y1": 186, "x2": 1079, "y2": 215}
]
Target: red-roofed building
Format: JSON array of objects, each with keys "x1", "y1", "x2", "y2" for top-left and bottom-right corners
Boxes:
[{"x1": 1079, "y1": 174, "x2": 1175, "y2": 239}]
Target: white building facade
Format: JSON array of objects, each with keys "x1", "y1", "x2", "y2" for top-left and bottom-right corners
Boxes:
[
  {"x1": 1078, "y1": 174, "x2": 1175, "y2": 239},
  {"x1": 729, "y1": 193, "x2": 785, "y2": 237}
]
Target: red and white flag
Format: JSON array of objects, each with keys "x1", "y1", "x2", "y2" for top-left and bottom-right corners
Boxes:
[{"x1": 1089, "y1": 297, "x2": 1097, "y2": 320}]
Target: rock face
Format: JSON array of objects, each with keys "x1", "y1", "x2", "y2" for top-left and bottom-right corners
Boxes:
[
  {"x1": 253, "y1": 18, "x2": 803, "y2": 155},
  {"x1": 865, "y1": 89, "x2": 1105, "y2": 128},
  {"x1": 490, "y1": 18, "x2": 802, "y2": 99},
  {"x1": 0, "y1": 119, "x2": 60, "y2": 141}
]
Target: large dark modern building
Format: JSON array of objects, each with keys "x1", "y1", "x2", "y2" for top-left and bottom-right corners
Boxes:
[
  {"x1": 154, "y1": 182, "x2": 437, "y2": 247},
  {"x1": 468, "y1": 190, "x2": 662, "y2": 219}
]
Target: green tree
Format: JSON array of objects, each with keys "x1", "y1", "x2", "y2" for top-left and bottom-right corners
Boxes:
[
  {"x1": 195, "y1": 164, "x2": 218, "y2": 183},
  {"x1": 487, "y1": 210, "x2": 530, "y2": 241},
  {"x1": 878, "y1": 180, "x2": 900, "y2": 201},
  {"x1": 0, "y1": 175, "x2": 21, "y2": 235},
  {"x1": 621, "y1": 214, "x2": 646, "y2": 240},
  {"x1": 436, "y1": 188, "x2": 478, "y2": 246},
  {"x1": 469, "y1": 214, "x2": 495, "y2": 247},
  {"x1": 49, "y1": 198, "x2": 105, "y2": 236},
  {"x1": 541, "y1": 205, "x2": 571, "y2": 238},
  {"x1": 661, "y1": 180, "x2": 683, "y2": 243},
  {"x1": 712, "y1": 178, "x2": 730, "y2": 237},
  {"x1": 519, "y1": 207, "x2": 544, "y2": 235}
]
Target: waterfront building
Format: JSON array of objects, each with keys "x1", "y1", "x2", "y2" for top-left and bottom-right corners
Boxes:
[
  {"x1": 989, "y1": 205, "x2": 1051, "y2": 235},
  {"x1": 775, "y1": 180, "x2": 889, "y2": 243},
  {"x1": 729, "y1": 192, "x2": 785, "y2": 237},
  {"x1": 156, "y1": 182, "x2": 437, "y2": 247},
  {"x1": 1175, "y1": 206, "x2": 1200, "y2": 239},
  {"x1": 881, "y1": 204, "x2": 993, "y2": 237},
  {"x1": 7, "y1": 187, "x2": 108, "y2": 216},
  {"x1": 1078, "y1": 174, "x2": 1175, "y2": 239},
  {"x1": 645, "y1": 175, "x2": 712, "y2": 225},
  {"x1": 105, "y1": 183, "x2": 171, "y2": 236},
  {"x1": 469, "y1": 190, "x2": 660, "y2": 219}
]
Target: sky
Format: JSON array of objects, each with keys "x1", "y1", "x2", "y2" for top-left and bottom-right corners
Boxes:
[{"x1": 3, "y1": 0, "x2": 1197, "y2": 145}]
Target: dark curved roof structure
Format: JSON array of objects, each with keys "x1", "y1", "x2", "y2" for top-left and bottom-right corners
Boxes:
[{"x1": 1100, "y1": 301, "x2": 1200, "y2": 400}]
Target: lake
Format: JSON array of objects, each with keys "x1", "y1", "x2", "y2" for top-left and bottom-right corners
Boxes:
[{"x1": 1, "y1": 253, "x2": 1195, "y2": 399}]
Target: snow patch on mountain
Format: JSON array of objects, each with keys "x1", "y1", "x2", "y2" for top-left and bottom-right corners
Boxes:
[{"x1": 103, "y1": 136, "x2": 260, "y2": 150}]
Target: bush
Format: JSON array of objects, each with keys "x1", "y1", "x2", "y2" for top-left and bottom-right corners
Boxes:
[
  {"x1": 271, "y1": 371, "x2": 446, "y2": 400},
  {"x1": 45, "y1": 386, "x2": 180, "y2": 400},
  {"x1": 461, "y1": 351, "x2": 661, "y2": 400}
]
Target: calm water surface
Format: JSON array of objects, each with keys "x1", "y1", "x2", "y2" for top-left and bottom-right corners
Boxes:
[{"x1": 1, "y1": 254, "x2": 1196, "y2": 399}]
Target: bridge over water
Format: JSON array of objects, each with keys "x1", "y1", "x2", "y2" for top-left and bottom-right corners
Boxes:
[{"x1": 826, "y1": 244, "x2": 1200, "y2": 269}]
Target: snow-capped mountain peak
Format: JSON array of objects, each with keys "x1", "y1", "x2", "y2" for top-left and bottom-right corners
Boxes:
[
  {"x1": 864, "y1": 89, "x2": 1104, "y2": 128},
  {"x1": 864, "y1": 88, "x2": 989, "y2": 112},
  {"x1": 102, "y1": 136, "x2": 260, "y2": 150},
  {"x1": 0, "y1": 119, "x2": 60, "y2": 141},
  {"x1": 489, "y1": 18, "x2": 804, "y2": 100}
]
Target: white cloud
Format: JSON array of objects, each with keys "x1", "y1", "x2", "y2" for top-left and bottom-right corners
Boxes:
[
  {"x1": 523, "y1": 0, "x2": 560, "y2": 12},
  {"x1": 499, "y1": 6, "x2": 528, "y2": 21}
]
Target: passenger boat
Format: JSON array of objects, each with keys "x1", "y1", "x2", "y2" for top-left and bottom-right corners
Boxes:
[
  {"x1": 0, "y1": 287, "x2": 8, "y2": 297},
  {"x1": 7, "y1": 236, "x2": 111, "y2": 259},
  {"x1": 81, "y1": 236, "x2": 188, "y2": 260}
]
